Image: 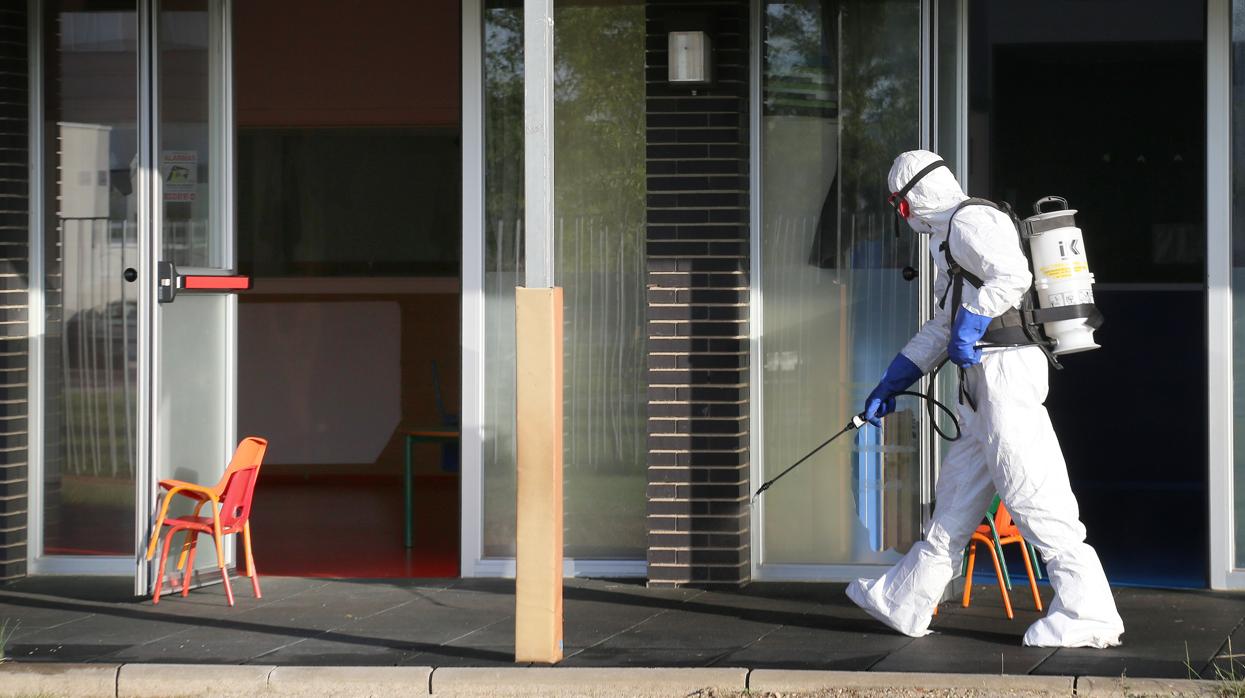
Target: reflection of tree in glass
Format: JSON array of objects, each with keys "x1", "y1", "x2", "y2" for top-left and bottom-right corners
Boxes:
[
  {"x1": 839, "y1": 1, "x2": 919, "y2": 229},
  {"x1": 483, "y1": 3, "x2": 648, "y2": 497},
  {"x1": 764, "y1": 0, "x2": 919, "y2": 249},
  {"x1": 484, "y1": 4, "x2": 645, "y2": 272}
]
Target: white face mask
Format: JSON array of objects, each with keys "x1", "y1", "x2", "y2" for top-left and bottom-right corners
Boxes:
[{"x1": 907, "y1": 215, "x2": 937, "y2": 235}]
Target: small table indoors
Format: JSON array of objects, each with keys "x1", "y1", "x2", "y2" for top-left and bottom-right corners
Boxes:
[{"x1": 402, "y1": 428, "x2": 460, "y2": 548}]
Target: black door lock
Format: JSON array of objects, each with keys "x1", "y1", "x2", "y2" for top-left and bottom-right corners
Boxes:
[
  {"x1": 901, "y1": 266, "x2": 918, "y2": 281},
  {"x1": 123, "y1": 268, "x2": 137, "y2": 283}
]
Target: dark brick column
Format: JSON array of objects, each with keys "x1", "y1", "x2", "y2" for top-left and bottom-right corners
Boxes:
[
  {"x1": 0, "y1": 4, "x2": 28, "y2": 581},
  {"x1": 645, "y1": 0, "x2": 750, "y2": 587}
]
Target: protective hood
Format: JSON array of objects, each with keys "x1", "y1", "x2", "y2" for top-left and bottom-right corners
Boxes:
[{"x1": 887, "y1": 149, "x2": 967, "y2": 236}]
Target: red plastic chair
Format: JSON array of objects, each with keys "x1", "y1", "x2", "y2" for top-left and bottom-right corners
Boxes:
[{"x1": 144, "y1": 437, "x2": 268, "y2": 606}]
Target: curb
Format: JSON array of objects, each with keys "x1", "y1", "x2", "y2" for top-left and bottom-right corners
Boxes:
[
  {"x1": 1075, "y1": 676, "x2": 1223, "y2": 697},
  {"x1": 117, "y1": 663, "x2": 274, "y2": 698},
  {"x1": 270, "y1": 666, "x2": 435, "y2": 697},
  {"x1": 750, "y1": 668, "x2": 1074, "y2": 694},
  {"x1": 431, "y1": 667, "x2": 747, "y2": 696},
  {"x1": 0, "y1": 662, "x2": 1234, "y2": 697},
  {"x1": 0, "y1": 663, "x2": 119, "y2": 698}
]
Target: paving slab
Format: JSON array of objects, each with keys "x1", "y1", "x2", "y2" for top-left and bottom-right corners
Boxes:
[
  {"x1": 555, "y1": 645, "x2": 737, "y2": 667},
  {"x1": 245, "y1": 635, "x2": 417, "y2": 666},
  {"x1": 404, "y1": 645, "x2": 526, "y2": 668},
  {"x1": 869, "y1": 631, "x2": 1055, "y2": 675},
  {"x1": 714, "y1": 624, "x2": 912, "y2": 670},
  {"x1": 430, "y1": 666, "x2": 748, "y2": 696}
]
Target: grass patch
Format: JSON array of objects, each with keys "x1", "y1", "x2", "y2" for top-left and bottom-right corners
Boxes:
[
  {"x1": 1186, "y1": 638, "x2": 1245, "y2": 697},
  {"x1": 0, "y1": 617, "x2": 18, "y2": 663}
]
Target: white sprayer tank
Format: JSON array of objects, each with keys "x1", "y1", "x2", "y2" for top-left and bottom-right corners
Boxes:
[{"x1": 1021, "y1": 197, "x2": 1100, "y2": 355}]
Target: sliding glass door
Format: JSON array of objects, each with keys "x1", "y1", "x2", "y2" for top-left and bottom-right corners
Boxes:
[{"x1": 754, "y1": 0, "x2": 926, "y2": 575}]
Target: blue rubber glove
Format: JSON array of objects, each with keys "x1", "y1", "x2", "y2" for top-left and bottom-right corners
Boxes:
[
  {"x1": 864, "y1": 353, "x2": 924, "y2": 427},
  {"x1": 948, "y1": 307, "x2": 993, "y2": 368}
]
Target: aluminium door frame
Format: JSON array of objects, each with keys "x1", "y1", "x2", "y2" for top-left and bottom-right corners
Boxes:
[
  {"x1": 749, "y1": 0, "x2": 938, "y2": 581},
  {"x1": 1206, "y1": 0, "x2": 1242, "y2": 590}
]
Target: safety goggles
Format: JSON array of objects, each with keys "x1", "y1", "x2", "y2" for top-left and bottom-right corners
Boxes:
[{"x1": 888, "y1": 159, "x2": 948, "y2": 234}]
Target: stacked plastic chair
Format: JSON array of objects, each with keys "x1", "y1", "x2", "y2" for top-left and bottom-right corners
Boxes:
[{"x1": 960, "y1": 495, "x2": 1043, "y2": 619}]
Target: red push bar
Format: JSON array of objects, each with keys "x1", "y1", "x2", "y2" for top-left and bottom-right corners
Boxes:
[{"x1": 182, "y1": 275, "x2": 251, "y2": 291}]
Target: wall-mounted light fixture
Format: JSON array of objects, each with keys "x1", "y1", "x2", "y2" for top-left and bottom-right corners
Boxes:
[{"x1": 668, "y1": 31, "x2": 712, "y2": 85}]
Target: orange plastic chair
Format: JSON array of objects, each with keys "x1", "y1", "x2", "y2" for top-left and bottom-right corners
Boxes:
[
  {"x1": 145, "y1": 437, "x2": 268, "y2": 606},
  {"x1": 962, "y1": 500, "x2": 1043, "y2": 618}
]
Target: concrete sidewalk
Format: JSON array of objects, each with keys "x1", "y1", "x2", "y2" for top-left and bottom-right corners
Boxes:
[{"x1": 0, "y1": 576, "x2": 1242, "y2": 695}]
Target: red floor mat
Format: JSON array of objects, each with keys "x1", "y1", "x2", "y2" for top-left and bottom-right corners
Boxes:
[{"x1": 249, "y1": 475, "x2": 459, "y2": 578}]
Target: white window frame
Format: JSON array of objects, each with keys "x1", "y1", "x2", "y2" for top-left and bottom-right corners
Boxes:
[{"x1": 1208, "y1": 0, "x2": 1243, "y2": 590}]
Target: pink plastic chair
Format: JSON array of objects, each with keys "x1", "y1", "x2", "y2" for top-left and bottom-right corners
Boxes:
[{"x1": 145, "y1": 437, "x2": 268, "y2": 606}]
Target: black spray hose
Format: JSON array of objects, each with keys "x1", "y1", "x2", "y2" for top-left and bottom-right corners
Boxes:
[{"x1": 751, "y1": 367, "x2": 961, "y2": 502}]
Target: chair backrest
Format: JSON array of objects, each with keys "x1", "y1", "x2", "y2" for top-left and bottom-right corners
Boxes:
[
  {"x1": 993, "y1": 500, "x2": 1019, "y2": 536},
  {"x1": 216, "y1": 437, "x2": 268, "y2": 529}
]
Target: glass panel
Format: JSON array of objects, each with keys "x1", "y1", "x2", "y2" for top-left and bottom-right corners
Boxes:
[
  {"x1": 159, "y1": 0, "x2": 220, "y2": 268},
  {"x1": 41, "y1": 0, "x2": 139, "y2": 556},
  {"x1": 156, "y1": 294, "x2": 229, "y2": 574},
  {"x1": 1232, "y1": 0, "x2": 1245, "y2": 568},
  {"x1": 935, "y1": 0, "x2": 959, "y2": 172},
  {"x1": 970, "y1": 0, "x2": 1205, "y2": 587},
  {"x1": 482, "y1": 0, "x2": 647, "y2": 559},
  {"x1": 232, "y1": 0, "x2": 461, "y2": 577},
  {"x1": 760, "y1": 0, "x2": 922, "y2": 565}
]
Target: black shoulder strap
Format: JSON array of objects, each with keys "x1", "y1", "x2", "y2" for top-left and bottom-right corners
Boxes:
[{"x1": 937, "y1": 198, "x2": 997, "y2": 311}]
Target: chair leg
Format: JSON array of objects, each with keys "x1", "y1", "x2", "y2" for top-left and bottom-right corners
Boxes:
[
  {"x1": 243, "y1": 522, "x2": 261, "y2": 599},
  {"x1": 181, "y1": 533, "x2": 200, "y2": 598},
  {"x1": 170, "y1": 530, "x2": 194, "y2": 595},
  {"x1": 1028, "y1": 542, "x2": 1044, "y2": 581},
  {"x1": 984, "y1": 539, "x2": 1014, "y2": 619},
  {"x1": 993, "y1": 538, "x2": 1012, "y2": 590},
  {"x1": 1017, "y1": 540, "x2": 1043, "y2": 611},
  {"x1": 220, "y1": 564, "x2": 235, "y2": 607},
  {"x1": 212, "y1": 529, "x2": 234, "y2": 607},
  {"x1": 152, "y1": 527, "x2": 178, "y2": 605},
  {"x1": 962, "y1": 541, "x2": 977, "y2": 608}
]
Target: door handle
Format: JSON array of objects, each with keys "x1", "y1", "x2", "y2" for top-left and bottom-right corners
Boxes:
[
  {"x1": 124, "y1": 268, "x2": 137, "y2": 283},
  {"x1": 902, "y1": 266, "x2": 918, "y2": 281},
  {"x1": 157, "y1": 261, "x2": 250, "y2": 303}
]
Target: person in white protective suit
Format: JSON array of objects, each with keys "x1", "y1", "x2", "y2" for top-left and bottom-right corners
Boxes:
[{"x1": 844, "y1": 149, "x2": 1125, "y2": 648}]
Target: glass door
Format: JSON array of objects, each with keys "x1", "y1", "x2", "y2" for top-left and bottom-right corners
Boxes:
[
  {"x1": 29, "y1": 0, "x2": 236, "y2": 592},
  {"x1": 136, "y1": 0, "x2": 236, "y2": 595},
  {"x1": 34, "y1": 0, "x2": 142, "y2": 572},
  {"x1": 754, "y1": 0, "x2": 926, "y2": 576}
]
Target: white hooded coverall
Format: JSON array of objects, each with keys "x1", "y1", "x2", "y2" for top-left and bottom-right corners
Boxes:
[{"x1": 845, "y1": 150, "x2": 1125, "y2": 648}]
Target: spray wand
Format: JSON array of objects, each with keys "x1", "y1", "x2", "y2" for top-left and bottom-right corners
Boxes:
[{"x1": 751, "y1": 388, "x2": 961, "y2": 503}]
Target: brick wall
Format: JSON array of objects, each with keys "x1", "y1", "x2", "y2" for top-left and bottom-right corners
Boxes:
[
  {"x1": 645, "y1": 0, "x2": 750, "y2": 587},
  {"x1": 0, "y1": 4, "x2": 28, "y2": 581}
]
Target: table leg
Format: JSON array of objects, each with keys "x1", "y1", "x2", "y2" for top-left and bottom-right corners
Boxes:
[{"x1": 404, "y1": 435, "x2": 413, "y2": 549}]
